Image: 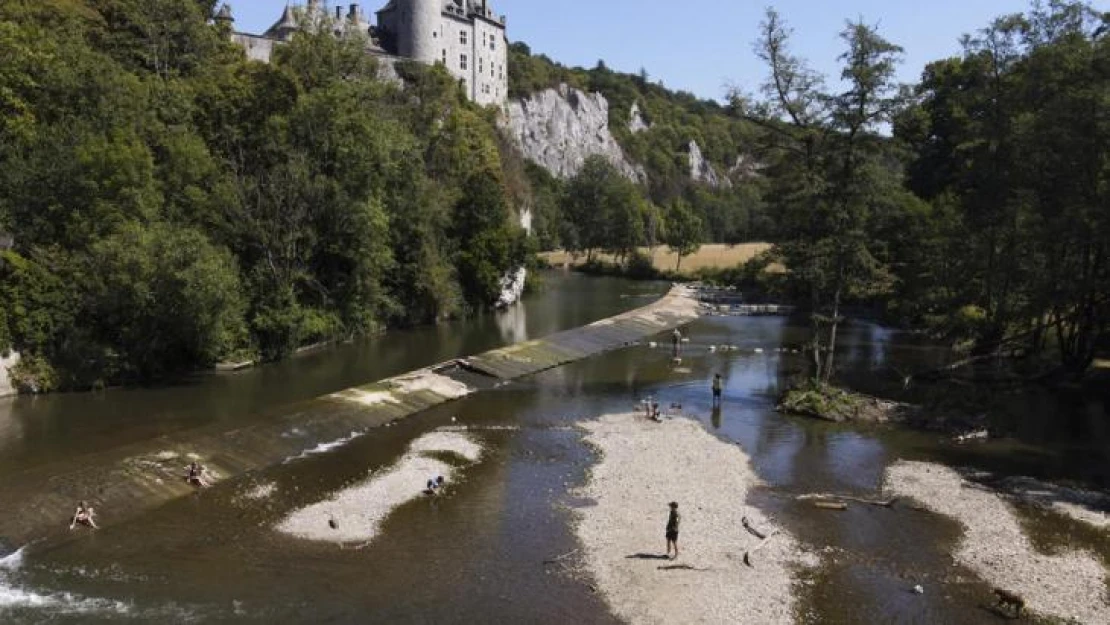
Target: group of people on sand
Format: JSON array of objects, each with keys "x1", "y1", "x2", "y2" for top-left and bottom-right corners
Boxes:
[
  {"x1": 68, "y1": 460, "x2": 213, "y2": 531},
  {"x1": 424, "y1": 475, "x2": 446, "y2": 496}
]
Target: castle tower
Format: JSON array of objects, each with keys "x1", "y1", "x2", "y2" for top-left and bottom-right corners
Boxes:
[{"x1": 396, "y1": 0, "x2": 440, "y2": 64}]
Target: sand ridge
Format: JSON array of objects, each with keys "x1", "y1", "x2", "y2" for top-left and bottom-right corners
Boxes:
[
  {"x1": 276, "y1": 430, "x2": 482, "y2": 544},
  {"x1": 885, "y1": 461, "x2": 1110, "y2": 624},
  {"x1": 575, "y1": 413, "x2": 813, "y2": 625}
]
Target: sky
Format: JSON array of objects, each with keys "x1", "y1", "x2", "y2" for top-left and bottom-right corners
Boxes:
[{"x1": 225, "y1": 0, "x2": 1075, "y2": 102}]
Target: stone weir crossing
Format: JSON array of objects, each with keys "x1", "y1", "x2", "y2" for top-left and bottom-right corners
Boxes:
[{"x1": 0, "y1": 286, "x2": 699, "y2": 549}]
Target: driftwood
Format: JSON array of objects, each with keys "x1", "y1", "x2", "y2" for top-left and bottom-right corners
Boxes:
[
  {"x1": 741, "y1": 516, "x2": 768, "y2": 540},
  {"x1": 543, "y1": 549, "x2": 579, "y2": 565},
  {"x1": 814, "y1": 501, "x2": 849, "y2": 511},
  {"x1": 743, "y1": 529, "x2": 781, "y2": 567},
  {"x1": 797, "y1": 493, "x2": 899, "y2": 508}
]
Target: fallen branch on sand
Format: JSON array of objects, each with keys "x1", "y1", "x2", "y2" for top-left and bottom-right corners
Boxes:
[
  {"x1": 813, "y1": 501, "x2": 848, "y2": 511},
  {"x1": 743, "y1": 529, "x2": 782, "y2": 567},
  {"x1": 543, "y1": 549, "x2": 580, "y2": 565},
  {"x1": 797, "y1": 493, "x2": 899, "y2": 508},
  {"x1": 742, "y1": 516, "x2": 768, "y2": 540}
]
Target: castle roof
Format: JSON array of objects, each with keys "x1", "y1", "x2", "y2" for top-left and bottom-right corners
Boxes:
[{"x1": 265, "y1": 5, "x2": 299, "y2": 38}]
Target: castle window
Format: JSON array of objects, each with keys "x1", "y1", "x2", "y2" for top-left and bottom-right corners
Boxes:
[
  {"x1": 479, "y1": 58, "x2": 483, "y2": 73},
  {"x1": 442, "y1": 49, "x2": 447, "y2": 64},
  {"x1": 460, "y1": 54, "x2": 467, "y2": 70},
  {"x1": 460, "y1": 31, "x2": 467, "y2": 45}
]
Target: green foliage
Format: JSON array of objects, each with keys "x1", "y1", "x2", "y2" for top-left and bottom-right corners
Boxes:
[
  {"x1": 662, "y1": 199, "x2": 703, "y2": 271},
  {"x1": 894, "y1": 1, "x2": 1109, "y2": 372},
  {"x1": 0, "y1": 0, "x2": 531, "y2": 390},
  {"x1": 507, "y1": 43, "x2": 774, "y2": 245},
  {"x1": 560, "y1": 156, "x2": 647, "y2": 262},
  {"x1": 85, "y1": 223, "x2": 247, "y2": 379}
]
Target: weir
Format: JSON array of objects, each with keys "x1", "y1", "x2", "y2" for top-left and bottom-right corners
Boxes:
[{"x1": 0, "y1": 286, "x2": 699, "y2": 549}]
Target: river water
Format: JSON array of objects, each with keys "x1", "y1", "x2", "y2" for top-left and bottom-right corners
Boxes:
[{"x1": 1, "y1": 273, "x2": 1107, "y2": 623}]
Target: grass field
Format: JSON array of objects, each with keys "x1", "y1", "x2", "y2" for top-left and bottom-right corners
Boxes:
[{"x1": 541, "y1": 243, "x2": 773, "y2": 276}]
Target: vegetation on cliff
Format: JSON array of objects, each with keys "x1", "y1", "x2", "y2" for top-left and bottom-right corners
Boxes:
[{"x1": 0, "y1": 0, "x2": 527, "y2": 390}]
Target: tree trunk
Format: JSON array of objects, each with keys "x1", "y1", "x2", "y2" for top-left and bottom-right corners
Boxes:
[{"x1": 823, "y1": 286, "x2": 842, "y2": 385}]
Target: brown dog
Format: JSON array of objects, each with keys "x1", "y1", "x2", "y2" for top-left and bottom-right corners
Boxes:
[{"x1": 993, "y1": 588, "x2": 1025, "y2": 618}]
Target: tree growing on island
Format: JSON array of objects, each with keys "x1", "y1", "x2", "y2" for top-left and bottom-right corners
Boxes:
[{"x1": 735, "y1": 9, "x2": 903, "y2": 384}]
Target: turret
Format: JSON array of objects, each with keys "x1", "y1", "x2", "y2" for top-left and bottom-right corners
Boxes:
[{"x1": 397, "y1": 0, "x2": 441, "y2": 64}]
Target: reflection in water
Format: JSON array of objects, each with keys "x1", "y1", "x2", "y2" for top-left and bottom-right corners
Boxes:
[
  {"x1": 494, "y1": 301, "x2": 528, "y2": 345},
  {"x1": 0, "y1": 273, "x2": 666, "y2": 474},
  {"x1": 1, "y1": 297, "x2": 1106, "y2": 624}
]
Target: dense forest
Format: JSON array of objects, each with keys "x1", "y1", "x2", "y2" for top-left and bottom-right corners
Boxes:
[
  {"x1": 0, "y1": 0, "x2": 529, "y2": 391},
  {"x1": 0, "y1": 0, "x2": 1106, "y2": 393},
  {"x1": 515, "y1": 1, "x2": 1109, "y2": 380}
]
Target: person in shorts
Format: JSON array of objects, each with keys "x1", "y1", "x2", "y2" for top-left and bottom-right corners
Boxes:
[{"x1": 665, "y1": 501, "x2": 680, "y2": 559}]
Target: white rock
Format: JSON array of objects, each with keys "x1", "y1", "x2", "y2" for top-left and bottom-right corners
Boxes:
[{"x1": 504, "y1": 85, "x2": 645, "y2": 182}]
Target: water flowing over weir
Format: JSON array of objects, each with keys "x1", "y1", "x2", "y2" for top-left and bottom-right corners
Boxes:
[{"x1": 0, "y1": 286, "x2": 699, "y2": 550}]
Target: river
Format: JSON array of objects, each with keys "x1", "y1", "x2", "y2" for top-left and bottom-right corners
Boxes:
[{"x1": 1, "y1": 273, "x2": 1107, "y2": 623}]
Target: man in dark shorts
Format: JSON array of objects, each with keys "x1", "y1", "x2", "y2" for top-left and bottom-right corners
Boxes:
[
  {"x1": 665, "y1": 501, "x2": 680, "y2": 559},
  {"x1": 712, "y1": 373, "x2": 723, "y2": 405}
]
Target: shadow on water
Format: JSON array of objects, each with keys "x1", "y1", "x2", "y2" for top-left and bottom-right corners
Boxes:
[{"x1": 2, "y1": 291, "x2": 1107, "y2": 623}]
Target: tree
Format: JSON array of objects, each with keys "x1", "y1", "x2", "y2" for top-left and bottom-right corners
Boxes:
[
  {"x1": 663, "y1": 200, "x2": 702, "y2": 272},
  {"x1": 745, "y1": 9, "x2": 902, "y2": 383}
]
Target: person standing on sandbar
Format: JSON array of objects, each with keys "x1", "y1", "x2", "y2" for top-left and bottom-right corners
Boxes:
[{"x1": 665, "y1": 501, "x2": 680, "y2": 559}]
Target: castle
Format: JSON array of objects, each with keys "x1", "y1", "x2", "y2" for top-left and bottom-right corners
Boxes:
[{"x1": 221, "y1": 1, "x2": 508, "y2": 106}]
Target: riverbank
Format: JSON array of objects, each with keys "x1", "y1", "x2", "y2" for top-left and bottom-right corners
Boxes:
[
  {"x1": 885, "y1": 461, "x2": 1110, "y2": 623},
  {"x1": 542, "y1": 244, "x2": 773, "y2": 278},
  {"x1": 0, "y1": 285, "x2": 699, "y2": 549},
  {"x1": 574, "y1": 413, "x2": 814, "y2": 624}
]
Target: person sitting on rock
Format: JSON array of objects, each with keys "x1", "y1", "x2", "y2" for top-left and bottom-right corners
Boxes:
[{"x1": 69, "y1": 501, "x2": 99, "y2": 530}]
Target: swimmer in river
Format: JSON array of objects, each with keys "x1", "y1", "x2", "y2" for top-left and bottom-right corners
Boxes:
[
  {"x1": 185, "y1": 461, "x2": 211, "y2": 488},
  {"x1": 69, "y1": 501, "x2": 99, "y2": 530}
]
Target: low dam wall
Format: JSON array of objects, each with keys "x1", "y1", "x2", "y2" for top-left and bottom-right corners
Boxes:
[{"x1": 0, "y1": 287, "x2": 699, "y2": 548}]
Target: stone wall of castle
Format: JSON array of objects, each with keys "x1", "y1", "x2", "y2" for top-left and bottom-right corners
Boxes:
[{"x1": 231, "y1": 1, "x2": 508, "y2": 106}]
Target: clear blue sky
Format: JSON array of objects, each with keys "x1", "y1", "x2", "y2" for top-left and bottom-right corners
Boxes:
[{"x1": 225, "y1": 1, "x2": 1066, "y2": 101}]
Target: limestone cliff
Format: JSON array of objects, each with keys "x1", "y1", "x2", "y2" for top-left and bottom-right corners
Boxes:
[
  {"x1": 629, "y1": 102, "x2": 650, "y2": 134},
  {"x1": 0, "y1": 351, "x2": 19, "y2": 398},
  {"x1": 505, "y1": 85, "x2": 645, "y2": 182},
  {"x1": 688, "y1": 140, "x2": 731, "y2": 189}
]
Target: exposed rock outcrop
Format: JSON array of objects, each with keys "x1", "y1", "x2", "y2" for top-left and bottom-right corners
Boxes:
[
  {"x1": 729, "y1": 154, "x2": 764, "y2": 180},
  {"x1": 628, "y1": 102, "x2": 650, "y2": 134},
  {"x1": 688, "y1": 140, "x2": 731, "y2": 189},
  {"x1": 0, "y1": 351, "x2": 19, "y2": 398},
  {"x1": 496, "y1": 266, "x2": 527, "y2": 309},
  {"x1": 505, "y1": 85, "x2": 645, "y2": 182}
]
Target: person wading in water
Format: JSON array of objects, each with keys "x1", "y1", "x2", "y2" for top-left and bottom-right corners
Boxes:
[
  {"x1": 671, "y1": 328, "x2": 683, "y2": 359},
  {"x1": 69, "y1": 501, "x2": 99, "y2": 530},
  {"x1": 712, "y1": 373, "x2": 723, "y2": 405}
]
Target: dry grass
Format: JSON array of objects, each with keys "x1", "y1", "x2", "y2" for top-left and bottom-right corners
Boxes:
[
  {"x1": 542, "y1": 243, "x2": 773, "y2": 276},
  {"x1": 1094, "y1": 359, "x2": 1110, "y2": 370}
]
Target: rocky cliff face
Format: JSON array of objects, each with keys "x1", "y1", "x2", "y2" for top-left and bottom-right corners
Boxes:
[
  {"x1": 505, "y1": 85, "x2": 645, "y2": 182},
  {"x1": 0, "y1": 351, "x2": 20, "y2": 398},
  {"x1": 629, "y1": 102, "x2": 650, "y2": 134},
  {"x1": 688, "y1": 140, "x2": 731, "y2": 189}
]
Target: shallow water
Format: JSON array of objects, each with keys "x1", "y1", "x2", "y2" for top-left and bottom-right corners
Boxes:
[{"x1": 2, "y1": 279, "x2": 1108, "y2": 623}]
